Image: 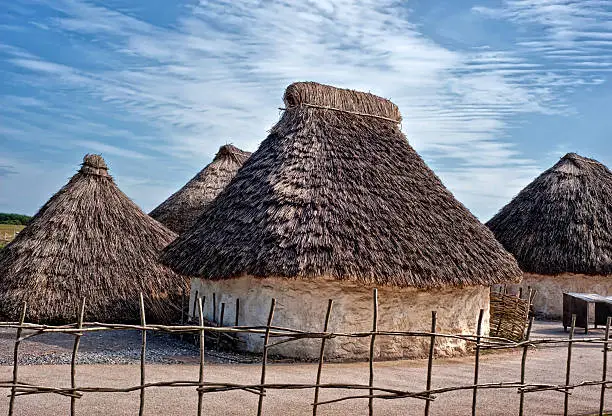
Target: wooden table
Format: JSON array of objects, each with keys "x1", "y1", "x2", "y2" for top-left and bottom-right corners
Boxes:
[{"x1": 563, "y1": 292, "x2": 612, "y2": 334}]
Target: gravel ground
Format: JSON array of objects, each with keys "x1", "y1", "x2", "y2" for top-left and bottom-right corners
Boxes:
[{"x1": 0, "y1": 328, "x2": 261, "y2": 365}]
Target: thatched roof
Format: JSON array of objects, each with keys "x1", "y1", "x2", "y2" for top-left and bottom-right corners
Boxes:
[
  {"x1": 487, "y1": 152, "x2": 612, "y2": 275},
  {"x1": 162, "y1": 82, "x2": 521, "y2": 288},
  {"x1": 150, "y1": 145, "x2": 251, "y2": 233},
  {"x1": 0, "y1": 154, "x2": 187, "y2": 323}
]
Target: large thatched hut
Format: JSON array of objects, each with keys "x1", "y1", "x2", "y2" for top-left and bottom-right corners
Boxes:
[
  {"x1": 0, "y1": 154, "x2": 187, "y2": 323},
  {"x1": 162, "y1": 82, "x2": 521, "y2": 360},
  {"x1": 150, "y1": 145, "x2": 251, "y2": 233},
  {"x1": 487, "y1": 153, "x2": 612, "y2": 318}
]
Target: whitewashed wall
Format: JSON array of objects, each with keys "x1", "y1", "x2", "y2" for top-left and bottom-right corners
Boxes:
[
  {"x1": 509, "y1": 273, "x2": 612, "y2": 319},
  {"x1": 189, "y1": 276, "x2": 489, "y2": 361}
]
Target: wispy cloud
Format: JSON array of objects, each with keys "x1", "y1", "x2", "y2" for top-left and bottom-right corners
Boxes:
[
  {"x1": 474, "y1": 1, "x2": 612, "y2": 67},
  {"x1": 72, "y1": 140, "x2": 149, "y2": 160},
  {"x1": 0, "y1": 166, "x2": 17, "y2": 177},
  {"x1": 1, "y1": 0, "x2": 611, "y2": 218}
]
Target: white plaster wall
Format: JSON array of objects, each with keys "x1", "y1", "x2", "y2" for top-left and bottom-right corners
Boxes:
[
  {"x1": 189, "y1": 277, "x2": 490, "y2": 361},
  {"x1": 501, "y1": 273, "x2": 612, "y2": 319}
]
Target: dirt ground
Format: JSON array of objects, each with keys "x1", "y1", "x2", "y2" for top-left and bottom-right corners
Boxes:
[{"x1": 0, "y1": 321, "x2": 610, "y2": 415}]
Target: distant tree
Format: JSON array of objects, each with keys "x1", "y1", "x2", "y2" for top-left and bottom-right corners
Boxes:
[{"x1": 0, "y1": 213, "x2": 32, "y2": 225}]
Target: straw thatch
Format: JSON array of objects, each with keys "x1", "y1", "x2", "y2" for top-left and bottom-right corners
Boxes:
[
  {"x1": 487, "y1": 153, "x2": 612, "y2": 275},
  {"x1": 150, "y1": 145, "x2": 251, "y2": 233},
  {"x1": 162, "y1": 81, "x2": 521, "y2": 287},
  {"x1": 0, "y1": 154, "x2": 188, "y2": 323}
]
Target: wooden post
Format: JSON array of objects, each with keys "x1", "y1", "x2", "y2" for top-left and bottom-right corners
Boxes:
[
  {"x1": 257, "y1": 299, "x2": 276, "y2": 416},
  {"x1": 369, "y1": 288, "x2": 379, "y2": 416},
  {"x1": 235, "y1": 298, "x2": 240, "y2": 327},
  {"x1": 180, "y1": 288, "x2": 186, "y2": 342},
  {"x1": 313, "y1": 299, "x2": 333, "y2": 416},
  {"x1": 216, "y1": 303, "x2": 225, "y2": 351},
  {"x1": 197, "y1": 297, "x2": 205, "y2": 416},
  {"x1": 599, "y1": 316, "x2": 611, "y2": 416},
  {"x1": 181, "y1": 288, "x2": 186, "y2": 325},
  {"x1": 212, "y1": 293, "x2": 217, "y2": 323},
  {"x1": 424, "y1": 311, "x2": 437, "y2": 416},
  {"x1": 71, "y1": 298, "x2": 86, "y2": 416},
  {"x1": 518, "y1": 316, "x2": 534, "y2": 416},
  {"x1": 8, "y1": 302, "x2": 27, "y2": 416},
  {"x1": 564, "y1": 314, "x2": 576, "y2": 416},
  {"x1": 139, "y1": 293, "x2": 147, "y2": 416},
  {"x1": 472, "y1": 309, "x2": 484, "y2": 416},
  {"x1": 193, "y1": 290, "x2": 199, "y2": 320}
]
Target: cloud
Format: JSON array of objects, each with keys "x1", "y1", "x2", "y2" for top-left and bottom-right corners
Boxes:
[
  {"x1": 1, "y1": 0, "x2": 611, "y2": 217},
  {"x1": 0, "y1": 155, "x2": 67, "y2": 214},
  {"x1": 474, "y1": 1, "x2": 612, "y2": 67},
  {"x1": 73, "y1": 140, "x2": 149, "y2": 160},
  {"x1": 0, "y1": 165, "x2": 17, "y2": 177}
]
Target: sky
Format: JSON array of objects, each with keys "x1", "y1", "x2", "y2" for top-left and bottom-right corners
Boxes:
[{"x1": 1, "y1": 0, "x2": 611, "y2": 220}]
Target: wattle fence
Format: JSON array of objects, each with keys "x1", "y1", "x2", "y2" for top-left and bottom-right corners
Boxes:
[{"x1": 0, "y1": 289, "x2": 610, "y2": 416}]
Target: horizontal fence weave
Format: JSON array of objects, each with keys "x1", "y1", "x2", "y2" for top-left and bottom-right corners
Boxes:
[{"x1": 0, "y1": 290, "x2": 610, "y2": 416}]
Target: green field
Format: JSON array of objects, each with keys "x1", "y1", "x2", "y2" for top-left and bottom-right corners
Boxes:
[{"x1": 0, "y1": 224, "x2": 25, "y2": 247}]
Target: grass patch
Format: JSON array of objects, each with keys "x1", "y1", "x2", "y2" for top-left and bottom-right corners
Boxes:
[{"x1": 0, "y1": 224, "x2": 25, "y2": 246}]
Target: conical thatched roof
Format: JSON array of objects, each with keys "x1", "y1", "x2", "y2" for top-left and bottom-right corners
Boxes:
[
  {"x1": 0, "y1": 154, "x2": 187, "y2": 323},
  {"x1": 162, "y1": 82, "x2": 521, "y2": 288},
  {"x1": 150, "y1": 145, "x2": 251, "y2": 233},
  {"x1": 487, "y1": 153, "x2": 612, "y2": 275}
]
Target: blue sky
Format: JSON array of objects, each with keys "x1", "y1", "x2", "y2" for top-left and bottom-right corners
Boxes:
[{"x1": 1, "y1": 0, "x2": 611, "y2": 220}]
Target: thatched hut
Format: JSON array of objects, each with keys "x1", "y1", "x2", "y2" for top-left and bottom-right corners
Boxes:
[
  {"x1": 0, "y1": 154, "x2": 187, "y2": 323},
  {"x1": 487, "y1": 152, "x2": 612, "y2": 318},
  {"x1": 162, "y1": 82, "x2": 521, "y2": 360},
  {"x1": 150, "y1": 145, "x2": 251, "y2": 233}
]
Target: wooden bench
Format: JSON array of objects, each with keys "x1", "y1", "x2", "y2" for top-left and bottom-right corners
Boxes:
[{"x1": 563, "y1": 292, "x2": 612, "y2": 334}]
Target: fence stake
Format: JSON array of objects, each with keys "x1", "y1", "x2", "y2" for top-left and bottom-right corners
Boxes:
[
  {"x1": 139, "y1": 293, "x2": 147, "y2": 416},
  {"x1": 424, "y1": 311, "x2": 437, "y2": 416},
  {"x1": 257, "y1": 298, "x2": 276, "y2": 416},
  {"x1": 216, "y1": 303, "x2": 225, "y2": 351},
  {"x1": 235, "y1": 298, "x2": 240, "y2": 327},
  {"x1": 197, "y1": 297, "x2": 205, "y2": 416},
  {"x1": 564, "y1": 314, "x2": 576, "y2": 416},
  {"x1": 70, "y1": 298, "x2": 86, "y2": 416},
  {"x1": 518, "y1": 316, "x2": 534, "y2": 416},
  {"x1": 472, "y1": 309, "x2": 484, "y2": 416},
  {"x1": 599, "y1": 316, "x2": 611, "y2": 416},
  {"x1": 369, "y1": 288, "x2": 379, "y2": 416},
  {"x1": 8, "y1": 302, "x2": 27, "y2": 416},
  {"x1": 313, "y1": 299, "x2": 334, "y2": 416}
]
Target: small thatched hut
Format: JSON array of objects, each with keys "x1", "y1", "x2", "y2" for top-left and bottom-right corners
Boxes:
[
  {"x1": 0, "y1": 154, "x2": 187, "y2": 323},
  {"x1": 150, "y1": 145, "x2": 251, "y2": 233},
  {"x1": 487, "y1": 152, "x2": 612, "y2": 318},
  {"x1": 162, "y1": 82, "x2": 521, "y2": 360}
]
